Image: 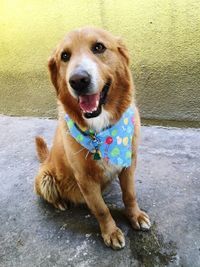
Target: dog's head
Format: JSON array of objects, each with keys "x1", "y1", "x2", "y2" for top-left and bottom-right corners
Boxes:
[{"x1": 48, "y1": 27, "x2": 134, "y2": 129}]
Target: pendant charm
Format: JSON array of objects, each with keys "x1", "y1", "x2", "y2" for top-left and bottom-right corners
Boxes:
[{"x1": 93, "y1": 150, "x2": 101, "y2": 160}]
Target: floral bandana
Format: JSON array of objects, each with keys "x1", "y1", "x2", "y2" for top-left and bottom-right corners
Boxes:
[{"x1": 65, "y1": 107, "x2": 134, "y2": 167}]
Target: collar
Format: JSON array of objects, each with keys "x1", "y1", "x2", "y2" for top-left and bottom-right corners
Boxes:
[{"x1": 65, "y1": 107, "x2": 134, "y2": 167}]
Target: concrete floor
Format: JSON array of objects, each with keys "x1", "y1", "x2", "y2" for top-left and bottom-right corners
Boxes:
[{"x1": 0, "y1": 115, "x2": 200, "y2": 267}]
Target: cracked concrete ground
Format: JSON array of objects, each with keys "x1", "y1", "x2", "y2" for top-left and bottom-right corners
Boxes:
[{"x1": 0, "y1": 115, "x2": 200, "y2": 267}]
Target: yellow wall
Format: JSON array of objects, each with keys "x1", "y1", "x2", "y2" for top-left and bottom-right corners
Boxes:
[{"x1": 0, "y1": 0, "x2": 200, "y2": 126}]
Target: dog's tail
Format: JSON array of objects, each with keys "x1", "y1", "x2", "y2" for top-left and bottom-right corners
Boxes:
[{"x1": 35, "y1": 136, "x2": 49, "y2": 163}]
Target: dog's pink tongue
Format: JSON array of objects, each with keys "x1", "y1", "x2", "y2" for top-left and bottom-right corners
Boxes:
[{"x1": 79, "y1": 93, "x2": 100, "y2": 113}]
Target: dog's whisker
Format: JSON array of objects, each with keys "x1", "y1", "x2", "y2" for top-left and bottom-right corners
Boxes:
[
  {"x1": 73, "y1": 147, "x2": 85, "y2": 155},
  {"x1": 85, "y1": 150, "x2": 90, "y2": 160}
]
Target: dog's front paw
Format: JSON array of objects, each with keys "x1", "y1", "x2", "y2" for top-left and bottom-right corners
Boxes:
[
  {"x1": 126, "y1": 207, "x2": 151, "y2": 231},
  {"x1": 102, "y1": 227, "x2": 125, "y2": 250}
]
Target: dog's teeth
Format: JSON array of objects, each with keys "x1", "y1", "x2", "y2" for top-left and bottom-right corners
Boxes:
[{"x1": 83, "y1": 106, "x2": 98, "y2": 114}]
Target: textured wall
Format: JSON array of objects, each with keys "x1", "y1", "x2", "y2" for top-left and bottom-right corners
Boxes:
[{"x1": 0, "y1": 0, "x2": 200, "y2": 126}]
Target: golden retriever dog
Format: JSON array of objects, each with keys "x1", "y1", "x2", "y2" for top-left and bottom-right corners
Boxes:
[{"x1": 34, "y1": 27, "x2": 151, "y2": 250}]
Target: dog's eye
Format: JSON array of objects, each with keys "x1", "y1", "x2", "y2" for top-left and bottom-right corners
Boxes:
[
  {"x1": 61, "y1": 51, "x2": 71, "y2": 62},
  {"x1": 92, "y1": 42, "x2": 106, "y2": 54}
]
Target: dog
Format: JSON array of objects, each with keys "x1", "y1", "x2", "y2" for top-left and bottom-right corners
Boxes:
[{"x1": 34, "y1": 27, "x2": 151, "y2": 250}]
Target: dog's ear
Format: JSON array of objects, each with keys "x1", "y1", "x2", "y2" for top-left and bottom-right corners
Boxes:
[
  {"x1": 48, "y1": 55, "x2": 59, "y2": 94},
  {"x1": 117, "y1": 38, "x2": 130, "y2": 66}
]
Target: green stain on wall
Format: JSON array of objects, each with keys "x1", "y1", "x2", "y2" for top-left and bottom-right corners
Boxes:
[{"x1": 0, "y1": 0, "x2": 200, "y2": 126}]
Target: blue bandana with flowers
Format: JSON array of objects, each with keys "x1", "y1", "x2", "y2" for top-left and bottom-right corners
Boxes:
[{"x1": 65, "y1": 107, "x2": 134, "y2": 167}]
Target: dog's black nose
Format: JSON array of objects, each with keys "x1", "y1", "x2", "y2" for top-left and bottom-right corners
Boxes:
[{"x1": 69, "y1": 71, "x2": 91, "y2": 93}]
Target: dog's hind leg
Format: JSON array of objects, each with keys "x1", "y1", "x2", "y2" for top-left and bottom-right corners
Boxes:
[{"x1": 34, "y1": 167, "x2": 67, "y2": 211}]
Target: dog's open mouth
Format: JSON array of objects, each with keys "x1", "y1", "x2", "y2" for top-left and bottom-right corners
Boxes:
[{"x1": 78, "y1": 83, "x2": 110, "y2": 119}]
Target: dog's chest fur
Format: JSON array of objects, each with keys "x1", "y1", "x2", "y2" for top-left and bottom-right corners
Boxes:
[{"x1": 96, "y1": 159, "x2": 123, "y2": 183}]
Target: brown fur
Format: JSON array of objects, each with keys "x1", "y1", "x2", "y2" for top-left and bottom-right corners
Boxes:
[
  {"x1": 35, "y1": 136, "x2": 49, "y2": 163},
  {"x1": 34, "y1": 27, "x2": 150, "y2": 249}
]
